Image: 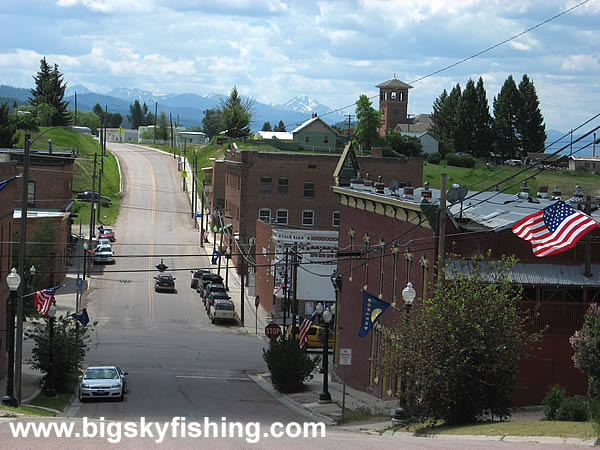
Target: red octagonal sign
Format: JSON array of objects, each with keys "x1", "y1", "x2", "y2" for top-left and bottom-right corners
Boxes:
[{"x1": 265, "y1": 323, "x2": 281, "y2": 340}]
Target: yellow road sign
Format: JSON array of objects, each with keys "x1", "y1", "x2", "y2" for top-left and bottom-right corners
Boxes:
[
  {"x1": 181, "y1": 170, "x2": 187, "y2": 178},
  {"x1": 118, "y1": 127, "x2": 123, "y2": 134}
]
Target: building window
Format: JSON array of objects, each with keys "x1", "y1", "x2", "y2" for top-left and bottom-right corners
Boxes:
[
  {"x1": 276, "y1": 209, "x2": 288, "y2": 225},
  {"x1": 259, "y1": 176, "x2": 272, "y2": 193},
  {"x1": 323, "y1": 135, "x2": 329, "y2": 144},
  {"x1": 304, "y1": 181, "x2": 315, "y2": 198},
  {"x1": 258, "y1": 208, "x2": 271, "y2": 223},
  {"x1": 332, "y1": 210, "x2": 340, "y2": 227},
  {"x1": 278, "y1": 177, "x2": 288, "y2": 193},
  {"x1": 304, "y1": 136, "x2": 311, "y2": 144},
  {"x1": 302, "y1": 209, "x2": 314, "y2": 226},
  {"x1": 27, "y1": 181, "x2": 35, "y2": 206},
  {"x1": 391, "y1": 91, "x2": 397, "y2": 100}
]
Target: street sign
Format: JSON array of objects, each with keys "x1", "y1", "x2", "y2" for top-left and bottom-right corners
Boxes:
[
  {"x1": 118, "y1": 127, "x2": 123, "y2": 134},
  {"x1": 255, "y1": 295, "x2": 260, "y2": 308},
  {"x1": 181, "y1": 170, "x2": 187, "y2": 178},
  {"x1": 265, "y1": 322, "x2": 281, "y2": 340},
  {"x1": 340, "y1": 348, "x2": 352, "y2": 366},
  {"x1": 76, "y1": 277, "x2": 82, "y2": 288}
]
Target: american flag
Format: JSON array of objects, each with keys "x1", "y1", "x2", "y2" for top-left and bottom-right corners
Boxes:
[
  {"x1": 298, "y1": 311, "x2": 318, "y2": 348},
  {"x1": 34, "y1": 286, "x2": 60, "y2": 315},
  {"x1": 512, "y1": 201, "x2": 598, "y2": 257}
]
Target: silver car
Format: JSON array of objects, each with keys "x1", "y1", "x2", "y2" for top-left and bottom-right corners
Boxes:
[
  {"x1": 79, "y1": 366, "x2": 127, "y2": 402},
  {"x1": 94, "y1": 245, "x2": 115, "y2": 264}
]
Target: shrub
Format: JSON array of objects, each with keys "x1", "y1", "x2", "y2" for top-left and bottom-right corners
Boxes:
[
  {"x1": 427, "y1": 152, "x2": 441, "y2": 164},
  {"x1": 460, "y1": 154, "x2": 475, "y2": 168},
  {"x1": 263, "y1": 338, "x2": 320, "y2": 393},
  {"x1": 542, "y1": 385, "x2": 566, "y2": 420},
  {"x1": 556, "y1": 396, "x2": 589, "y2": 422},
  {"x1": 446, "y1": 153, "x2": 461, "y2": 167}
]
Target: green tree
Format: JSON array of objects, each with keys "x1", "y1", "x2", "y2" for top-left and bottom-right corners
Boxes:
[
  {"x1": 127, "y1": 100, "x2": 146, "y2": 129},
  {"x1": 430, "y1": 84, "x2": 461, "y2": 156},
  {"x1": 383, "y1": 131, "x2": 422, "y2": 157},
  {"x1": 455, "y1": 78, "x2": 493, "y2": 158},
  {"x1": 274, "y1": 120, "x2": 286, "y2": 132},
  {"x1": 15, "y1": 112, "x2": 38, "y2": 132},
  {"x1": 92, "y1": 103, "x2": 103, "y2": 118},
  {"x1": 36, "y1": 103, "x2": 56, "y2": 127},
  {"x1": 261, "y1": 121, "x2": 272, "y2": 131},
  {"x1": 354, "y1": 94, "x2": 382, "y2": 153},
  {"x1": 263, "y1": 338, "x2": 320, "y2": 393},
  {"x1": 77, "y1": 111, "x2": 101, "y2": 135},
  {"x1": 219, "y1": 86, "x2": 254, "y2": 138},
  {"x1": 157, "y1": 111, "x2": 169, "y2": 140},
  {"x1": 473, "y1": 77, "x2": 494, "y2": 157},
  {"x1": 570, "y1": 303, "x2": 600, "y2": 397},
  {"x1": 107, "y1": 113, "x2": 123, "y2": 128},
  {"x1": 202, "y1": 109, "x2": 222, "y2": 138},
  {"x1": 384, "y1": 256, "x2": 541, "y2": 424},
  {"x1": 0, "y1": 102, "x2": 19, "y2": 148},
  {"x1": 25, "y1": 313, "x2": 94, "y2": 393},
  {"x1": 493, "y1": 75, "x2": 521, "y2": 159},
  {"x1": 517, "y1": 74, "x2": 547, "y2": 155},
  {"x1": 29, "y1": 58, "x2": 70, "y2": 126}
]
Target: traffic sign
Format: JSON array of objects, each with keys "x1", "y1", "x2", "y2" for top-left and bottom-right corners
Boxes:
[
  {"x1": 76, "y1": 277, "x2": 82, "y2": 288},
  {"x1": 340, "y1": 348, "x2": 352, "y2": 366},
  {"x1": 255, "y1": 295, "x2": 260, "y2": 308},
  {"x1": 265, "y1": 323, "x2": 281, "y2": 340},
  {"x1": 181, "y1": 170, "x2": 187, "y2": 178},
  {"x1": 118, "y1": 127, "x2": 123, "y2": 134}
]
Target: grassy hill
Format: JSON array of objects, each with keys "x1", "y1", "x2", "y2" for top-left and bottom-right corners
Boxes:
[{"x1": 423, "y1": 161, "x2": 600, "y2": 198}]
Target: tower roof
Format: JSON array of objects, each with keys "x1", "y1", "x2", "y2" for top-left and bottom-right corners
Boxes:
[{"x1": 376, "y1": 77, "x2": 412, "y2": 89}]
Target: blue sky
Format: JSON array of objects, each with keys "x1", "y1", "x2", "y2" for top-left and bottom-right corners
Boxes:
[{"x1": 0, "y1": 0, "x2": 599, "y2": 132}]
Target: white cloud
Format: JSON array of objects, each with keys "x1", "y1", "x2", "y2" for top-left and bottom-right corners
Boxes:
[{"x1": 561, "y1": 54, "x2": 600, "y2": 72}]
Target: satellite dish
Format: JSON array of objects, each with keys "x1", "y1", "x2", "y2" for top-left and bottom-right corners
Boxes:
[
  {"x1": 446, "y1": 189, "x2": 460, "y2": 204},
  {"x1": 389, "y1": 179, "x2": 399, "y2": 194},
  {"x1": 457, "y1": 186, "x2": 468, "y2": 201}
]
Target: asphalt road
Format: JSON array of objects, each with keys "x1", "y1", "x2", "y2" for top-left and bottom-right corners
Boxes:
[{"x1": 68, "y1": 143, "x2": 300, "y2": 424}]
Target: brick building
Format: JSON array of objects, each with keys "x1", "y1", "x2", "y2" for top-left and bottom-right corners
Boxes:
[
  {"x1": 332, "y1": 146, "x2": 600, "y2": 406},
  {"x1": 216, "y1": 144, "x2": 423, "y2": 268},
  {"x1": 377, "y1": 76, "x2": 412, "y2": 136},
  {"x1": 0, "y1": 159, "x2": 19, "y2": 379}
]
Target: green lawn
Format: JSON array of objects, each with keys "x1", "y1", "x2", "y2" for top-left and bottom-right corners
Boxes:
[
  {"x1": 423, "y1": 161, "x2": 599, "y2": 196},
  {"x1": 0, "y1": 404, "x2": 57, "y2": 417}
]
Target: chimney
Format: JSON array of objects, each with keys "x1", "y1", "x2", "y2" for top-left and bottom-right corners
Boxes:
[
  {"x1": 371, "y1": 147, "x2": 383, "y2": 157},
  {"x1": 537, "y1": 185, "x2": 548, "y2": 199},
  {"x1": 312, "y1": 112, "x2": 318, "y2": 119}
]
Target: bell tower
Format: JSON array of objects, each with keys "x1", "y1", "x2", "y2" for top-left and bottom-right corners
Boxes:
[{"x1": 376, "y1": 75, "x2": 412, "y2": 136}]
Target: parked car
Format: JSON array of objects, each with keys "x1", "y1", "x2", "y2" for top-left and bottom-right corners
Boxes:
[
  {"x1": 154, "y1": 273, "x2": 176, "y2": 292},
  {"x1": 197, "y1": 273, "x2": 223, "y2": 294},
  {"x1": 209, "y1": 298, "x2": 236, "y2": 324},
  {"x1": 76, "y1": 191, "x2": 113, "y2": 205},
  {"x1": 190, "y1": 268, "x2": 210, "y2": 289},
  {"x1": 286, "y1": 323, "x2": 334, "y2": 349},
  {"x1": 93, "y1": 245, "x2": 115, "y2": 264},
  {"x1": 504, "y1": 159, "x2": 523, "y2": 166},
  {"x1": 97, "y1": 238, "x2": 112, "y2": 248},
  {"x1": 202, "y1": 282, "x2": 227, "y2": 302},
  {"x1": 205, "y1": 292, "x2": 231, "y2": 311},
  {"x1": 99, "y1": 228, "x2": 116, "y2": 242},
  {"x1": 78, "y1": 365, "x2": 127, "y2": 402}
]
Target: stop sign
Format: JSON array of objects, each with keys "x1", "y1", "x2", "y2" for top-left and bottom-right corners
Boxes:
[{"x1": 265, "y1": 323, "x2": 281, "y2": 340}]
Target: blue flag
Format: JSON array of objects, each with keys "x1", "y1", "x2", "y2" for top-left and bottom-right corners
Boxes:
[
  {"x1": 71, "y1": 309, "x2": 90, "y2": 327},
  {"x1": 358, "y1": 290, "x2": 390, "y2": 337},
  {"x1": 0, "y1": 174, "x2": 22, "y2": 192},
  {"x1": 211, "y1": 250, "x2": 222, "y2": 265}
]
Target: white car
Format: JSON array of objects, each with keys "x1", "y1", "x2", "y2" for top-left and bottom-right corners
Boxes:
[
  {"x1": 94, "y1": 245, "x2": 114, "y2": 264},
  {"x1": 209, "y1": 299, "x2": 236, "y2": 324},
  {"x1": 97, "y1": 238, "x2": 112, "y2": 248},
  {"x1": 79, "y1": 366, "x2": 127, "y2": 402}
]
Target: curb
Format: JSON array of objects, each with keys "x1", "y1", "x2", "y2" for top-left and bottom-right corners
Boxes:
[{"x1": 248, "y1": 374, "x2": 336, "y2": 426}]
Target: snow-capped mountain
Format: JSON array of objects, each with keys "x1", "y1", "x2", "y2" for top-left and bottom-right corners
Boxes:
[
  {"x1": 279, "y1": 94, "x2": 329, "y2": 115},
  {"x1": 65, "y1": 84, "x2": 92, "y2": 97},
  {"x1": 107, "y1": 87, "x2": 159, "y2": 103}
]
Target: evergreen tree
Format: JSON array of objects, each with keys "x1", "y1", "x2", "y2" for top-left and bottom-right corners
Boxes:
[
  {"x1": 219, "y1": 86, "x2": 254, "y2": 138},
  {"x1": 454, "y1": 79, "x2": 478, "y2": 155},
  {"x1": 0, "y1": 102, "x2": 19, "y2": 148},
  {"x1": 473, "y1": 77, "x2": 494, "y2": 157},
  {"x1": 202, "y1": 109, "x2": 222, "y2": 138},
  {"x1": 354, "y1": 94, "x2": 382, "y2": 152},
  {"x1": 430, "y1": 84, "x2": 461, "y2": 156},
  {"x1": 517, "y1": 74, "x2": 546, "y2": 155},
  {"x1": 493, "y1": 76, "x2": 521, "y2": 159},
  {"x1": 262, "y1": 121, "x2": 272, "y2": 131},
  {"x1": 29, "y1": 58, "x2": 70, "y2": 126},
  {"x1": 127, "y1": 100, "x2": 145, "y2": 129},
  {"x1": 274, "y1": 120, "x2": 286, "y2": 132}
]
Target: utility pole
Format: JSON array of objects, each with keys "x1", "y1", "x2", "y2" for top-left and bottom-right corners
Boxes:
[
  {"x1": 437, "y1": 173, "x2": 447, "y2": 288},
  {"x1": 283, "y1": 247, "x2": 289, "y2": 338},
  {"x1": 585, "y1": 196, "x2": 593, "y2": 278},
  {"x1": 292, "y1": 246, "x2": 299, "y2": 339},
  {"x1": 240, "y1": 254, "x2": 245, "y2": 327},
  {"x1": 200, "y1": 179, "x2": 205, "y2": 247},
  {"x1": 154, "y1": 102, "x2": 158, "y2": 145},
  {"x1": 15, "y1": 134, "x2": 32, "y2": 404},
  {"x1": 345, "y1": 114, "x2": 353, "y2": 140},
  {"x1": 89, "y1": 154, "x2": 97, "y2": 245}
]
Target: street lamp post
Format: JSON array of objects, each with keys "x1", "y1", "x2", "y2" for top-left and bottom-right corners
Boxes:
[
  {"x1": 44, "y1": 303, "x2": 57, "y2": 397},
  {"x1": 392, "y1": 281, "x2": 416, "y2": 423},
  {"x1": 2, "y1": 268, "x2": 21, "y2": 407},
  {"x1": 82, "y1": 242, "x2": 89, "y2": 281},
  {"x1": 317, "y1": 303, "x2": 333, "y2": 404}
]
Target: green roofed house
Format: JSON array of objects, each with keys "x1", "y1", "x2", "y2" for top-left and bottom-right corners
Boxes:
[{"x1": 291, "y1": 113, "x2": 341, "y2": 153}]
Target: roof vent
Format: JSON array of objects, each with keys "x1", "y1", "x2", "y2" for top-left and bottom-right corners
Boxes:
[
  {"x1": 537, "y1": 185, "x2": 548, "y2": 199},
  {"x1": 421, "y1": 182, "x2": 432, "y2": 199},
  {"x1": 518, "y1": 181, "x2": 530, "y2": 200},
  {"x1": 551, "y1": 185, "x2": 561, "y2": 200}
]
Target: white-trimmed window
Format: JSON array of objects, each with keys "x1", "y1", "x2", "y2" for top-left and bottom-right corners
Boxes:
[
  {"x1": 276, "y1": 209, "x2": 288, "y2": 225},
  {"x1": 302, "y1": 209, "x2": 314, "y2": 226},
  {"x1": 258, "y1": 208, "x2": 271, "y2": 223},
  {"x1": 332, "y1": 210, "x2": 340, "y2": 227}
]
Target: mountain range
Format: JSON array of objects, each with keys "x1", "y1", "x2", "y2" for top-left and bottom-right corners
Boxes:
[{"x1": 1, "y1": 83, "x2": 346, "y2": 132}]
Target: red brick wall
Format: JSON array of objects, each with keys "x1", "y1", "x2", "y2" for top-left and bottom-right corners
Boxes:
[
  {"x1": 13, "y1": 157, "x2": 74, "y2": 211},
  {"x1": 255, "y1": 220, "x2": 275, "y2": 314}
]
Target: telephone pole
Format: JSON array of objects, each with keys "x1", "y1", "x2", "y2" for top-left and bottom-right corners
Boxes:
[{"x1": 345, "y1": 114, "x2": 353, "y2": 136}]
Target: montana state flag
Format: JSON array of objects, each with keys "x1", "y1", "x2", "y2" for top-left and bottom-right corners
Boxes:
[{"x1": 358, "y1": 290, "x2": 390, "y2": 337}]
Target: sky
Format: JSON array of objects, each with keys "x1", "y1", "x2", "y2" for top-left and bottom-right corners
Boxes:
[{"x1": 0, "y1": 0, "x2": 599, "y2": 133}]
